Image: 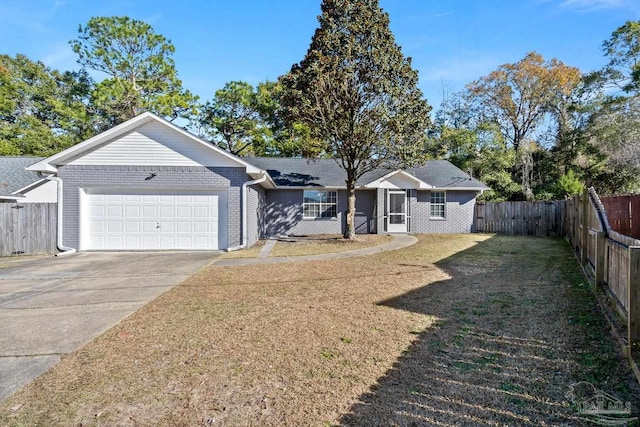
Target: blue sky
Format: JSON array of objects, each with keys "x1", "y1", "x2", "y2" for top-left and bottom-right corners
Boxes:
[{"x1": 1, "y1": 0, "x2": 639, "y2": 110}]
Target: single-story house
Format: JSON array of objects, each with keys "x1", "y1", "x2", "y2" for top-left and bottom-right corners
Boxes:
[
  {"x1": 26, "y1": 112, "x2": 489, "y2": 252},
  {"x1": 0, "y1": 156, "x2": 58, "y2": 203}
]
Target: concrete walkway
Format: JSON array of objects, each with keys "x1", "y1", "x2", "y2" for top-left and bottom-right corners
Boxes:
[{"x1": 214, "y1": 234, "x2": 418, "y2": 266}]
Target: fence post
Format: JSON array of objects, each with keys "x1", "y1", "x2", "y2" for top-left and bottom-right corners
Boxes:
[
  {"x1": 581, "y1": 189, "x2": 589, "y2": 266},
  {"x1": 629, "y1": 246, "x2": 640, "y2": 354},
  {"x1": 595, "y1": 231, "x2": 606, "y2": 292}
]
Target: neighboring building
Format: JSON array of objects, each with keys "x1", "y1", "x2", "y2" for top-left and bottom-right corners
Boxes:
[
  {"x1": 0, "y1": 156, "x2": 57, "y2": 203},
  {"x1": 26, "y1": 112, "x2": 489, "y2": 252}
]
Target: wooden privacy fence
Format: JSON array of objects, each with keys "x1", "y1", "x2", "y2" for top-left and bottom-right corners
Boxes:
[
  {"x1": 0, "y1": 203, "x2": 57, "y2": 257},
  {"x1": 601, "y1": 194, "x2": 640, "y2": 240},
  {"x1": 564, "y1": 189, "x2": 640, "y2": 357},
  {"x1": 476, "y1": 190, "x2": 640, "y2": 355},
  {"x1": 474, "y1": 200, "x2": 565, "y2": 237}
]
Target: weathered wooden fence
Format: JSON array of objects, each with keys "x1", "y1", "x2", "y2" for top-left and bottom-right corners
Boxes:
[
  {"x1": 0, "y1": 203, "x2": 57, "y2": 257},
  {"x1": 562, "y1": 189, "x2": 640, "y2": 357},
  {"x1": 475, "y1": 191, "x2": 640, "y2": 356},
  {"x1": 601, "y1": 194, "x2": 640, "y2": 240},
  {"x1": 474, "y1": 200, "x2": 565, "y2": 237}
]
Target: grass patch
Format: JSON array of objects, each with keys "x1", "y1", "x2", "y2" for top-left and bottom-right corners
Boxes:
[
  {"x1": 270, "y1": 234, "x2": 393, "y2": 257},
  {"x1": 218, "y1": 234, "x2": 392, "y2": 259},
  {"x1": 1, "y1": 234, "x2": 638, "y2": 426}
]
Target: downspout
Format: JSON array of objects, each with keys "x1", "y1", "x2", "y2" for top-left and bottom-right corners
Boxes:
[
  {"x1": 38, "y1": 172, "x2": 76, "y2": 256},
  {"x1": 227, "y1": 173, "x2": 267, "y2": 251}
]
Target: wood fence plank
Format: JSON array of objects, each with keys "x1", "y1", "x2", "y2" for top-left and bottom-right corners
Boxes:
[
  {"x1": 0, "y1": 203, "x2": 57, "y2": 257},
  {"x1": 628, "y1": 246, "x2": 640, "y2": 349}
]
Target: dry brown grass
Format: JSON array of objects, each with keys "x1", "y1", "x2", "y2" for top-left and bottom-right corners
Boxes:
[
  {"x1": 1, "y1": 235, "x2": 638, "y2": 426},
  {"x1": 219, "y1": 234, "x2": 392, "y2": 259}
]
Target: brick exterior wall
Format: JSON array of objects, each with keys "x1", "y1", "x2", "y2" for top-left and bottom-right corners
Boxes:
[
  {"x1": 263, "y1": 189, "x2": 377, "y2": 237},
  {"x1": 375, "y1": 188, "x2": 478, "y2": 234},
  {"x1": 411, "y1": 190, "x2": 477, "y2": 233},
  {"x1": 58, "y1": 165, "x2": 247, "y2": 249}
]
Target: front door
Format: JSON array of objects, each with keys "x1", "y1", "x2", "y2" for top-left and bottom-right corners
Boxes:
[{"x1": 387, "y1": 190, "x2": 407, "y2": 233}]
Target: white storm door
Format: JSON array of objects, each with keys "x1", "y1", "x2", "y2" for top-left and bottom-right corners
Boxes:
[
  {"x1": 85, "y1": 190, "x2": 222, "y2": 250},
  {"x1": 387, "y1": 190, "x2": 407, "y2": 233}
]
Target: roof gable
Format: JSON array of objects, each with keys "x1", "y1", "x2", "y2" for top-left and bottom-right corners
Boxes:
[
  {"x1": 363, "y1": 170, "x2": 432, "y2": 189},
  {"x1": 0, "y1": 156, "x2": 45, "y2": 198},
  {"x1": 66, "y1": 121, "x2": 242, "y2": 168},
  {"x1": 27, "y1": 112, "x2": 262, "y2": 174}
]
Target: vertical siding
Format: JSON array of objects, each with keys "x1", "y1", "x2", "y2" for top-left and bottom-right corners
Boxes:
[
  {"x1": 246, "y1": 184, "x2": 265, "y2": 247},
  {"x1": 376, "y1": 188, "x2": 385, "y2": 234},
  {"x1": 354, "y1": 190, "x2": 376, "y2": 234}
]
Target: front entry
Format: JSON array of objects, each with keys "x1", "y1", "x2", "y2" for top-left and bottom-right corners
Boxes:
[{"x1": 387, "y1": 189, "x2": 407, "y2": 233}]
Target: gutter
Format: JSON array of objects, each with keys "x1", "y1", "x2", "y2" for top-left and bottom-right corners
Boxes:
[
  {"x1": 227, "y1": 173, "x2": 268, "y2": 251},
  {"x1": 38, "y1": 172, "x2": 76, "y2": 256}
]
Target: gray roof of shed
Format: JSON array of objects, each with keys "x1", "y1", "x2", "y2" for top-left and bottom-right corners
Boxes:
[
  {"x1": 246, "y1": 157, "x2": 489, "y2": 190},
  {"x1": 0, "y1": 156, "x2": 45, "y2": 197}
]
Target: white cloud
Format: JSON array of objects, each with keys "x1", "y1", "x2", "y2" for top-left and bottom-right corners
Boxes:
[{"x1": 555, "y1": 0, "x2": 634, "y2": 11}]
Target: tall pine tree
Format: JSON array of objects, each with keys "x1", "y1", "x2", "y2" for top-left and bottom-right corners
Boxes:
[{"x1": 280, "y1": 0, "x2": 432, "y2": 239}]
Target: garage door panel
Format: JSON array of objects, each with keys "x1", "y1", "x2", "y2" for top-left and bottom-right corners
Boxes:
[
  {"x1": 124, "y1": 235, "x2": 141, "y2": 248},
  {"x1": 193, "y1": 206, "x2": 210, "y2": 218},
  {"x1": 125, "y1": 221, "x2": 140, "y2": 233},
  {"x1": 159, "y1": 206, "x2": 175, "y2": 218},
  {"x1": 125, "y1": 205, "x2": 140, "y2": 217},
  {"x1": 107, "y1": 235, "x2": 123, "y2": 249},
  {"x1": 142, "y1": 205, "x2": 157, "y2": 217},
  {"x1": 176, "y1": 206, "x2": 191, "y2": 218},
  {"x1": 85, "y1": 190, "x2": 222, "y2": 250},
  {"x1": 142, "y1": 220, "x2": 157, "y2": 232},
  {"x1": 90, "y1": 220, "x2": 105, "y2": 233},
  {"x1": 176, "y1": 221, "x2": 191, "y2": 233},
  {"x1": 193, "y1": 221, "x2": 208, "y2": 233},
  {"x1": 107, "y1": 194, "x2": 124, "y2": 203},
  {"x1": 107, "y1": 221, "x2": 123, "y2": 232},
  {"x1": 159, "y1": 222, "x2": 175, "y2": 233}
]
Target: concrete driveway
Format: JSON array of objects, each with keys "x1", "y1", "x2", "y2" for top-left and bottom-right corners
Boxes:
[{"x1": 0, "y1": 251, "x2": 218, "y2": 402}]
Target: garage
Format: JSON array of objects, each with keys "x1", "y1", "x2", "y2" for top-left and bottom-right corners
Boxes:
[{"x1": 81, "y1": 189, "x2": 226, "y2": 250}]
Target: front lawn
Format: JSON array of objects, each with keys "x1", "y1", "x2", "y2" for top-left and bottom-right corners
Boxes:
[{"x1": 1, "y1": 235, "x2": 638, "y2": 426}]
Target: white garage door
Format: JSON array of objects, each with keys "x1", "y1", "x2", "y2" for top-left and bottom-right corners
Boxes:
[{"x1": 84, "y1": 189, "x2": 225, "y2": 250}]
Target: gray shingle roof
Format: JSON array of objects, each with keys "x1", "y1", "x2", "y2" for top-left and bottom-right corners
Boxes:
[
  {"x1": 245, "y1": 157, "x2": 489, "y2": 190},
  {"x1": 0, "y1": 156, "x2": 46, "y2": 198}
]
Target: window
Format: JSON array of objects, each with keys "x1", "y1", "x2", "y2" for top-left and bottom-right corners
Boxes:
[
  {"x1": 303, "y1": 190, "x2": 337, "y2": 219},
  {"x1": 430, "y1": 191, "x2": 446, "y2": 219}
]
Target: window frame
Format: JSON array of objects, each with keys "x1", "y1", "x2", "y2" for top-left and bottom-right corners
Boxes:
[
  {"x1": 430, "y1": 191, "x2": 446, "y2": 219},
  {"x1": 303, "y1": 190, "x2": 338, "y2": 220}
]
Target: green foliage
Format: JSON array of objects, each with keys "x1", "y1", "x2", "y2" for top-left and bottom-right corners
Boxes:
[
  {"x1": 556, "y1": 170, "x2": 583, "y2": 197},
  {"x1": 602, "y1": 20, "x2": 640, "y2": 94},
  {"x1": 71, "y1": 16, "x2": 198, "y2": 127},
  {"x1": 198, "y1": 81, "x2": 266, "y2": 155},
  {"x1": 0, "y1": 54, "x2": 92, "y2": 156},
  {"x1": 465, "y1": 52, "x2": 582, "y2": 200},
  {"x1": 197, "y1": 80, "x2": 321, "y2": 157},
  {"x1": 280, "y1": 0, "x2": 432, "y2": 237}
]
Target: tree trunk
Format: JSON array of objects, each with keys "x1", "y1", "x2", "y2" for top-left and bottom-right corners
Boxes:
[{"x1": 344, "y1": 178, "x2": 356, "y2": 240}]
